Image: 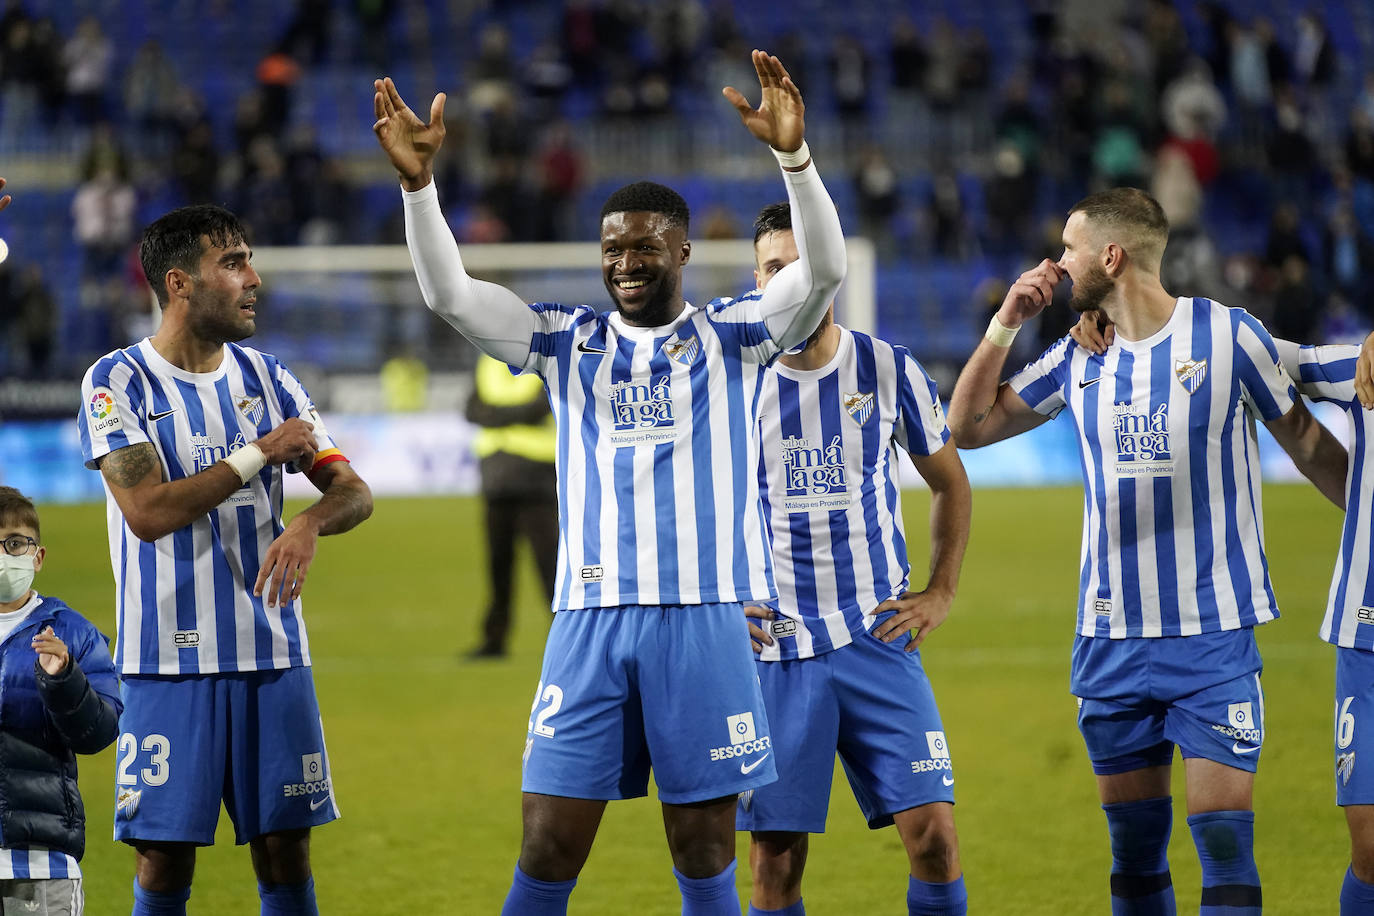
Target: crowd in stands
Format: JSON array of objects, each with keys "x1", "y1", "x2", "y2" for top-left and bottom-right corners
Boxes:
[{"x1": 0, "y1": 0, "x2": 1370, "y2": 386}]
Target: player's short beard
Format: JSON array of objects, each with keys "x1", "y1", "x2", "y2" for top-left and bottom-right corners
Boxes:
[
  {"x1": 1069, "y1": 261, "x2": 1113, "y2": 314},
  {"x1": 609, "y1": 275, "x2": 679, "y2": 328}
]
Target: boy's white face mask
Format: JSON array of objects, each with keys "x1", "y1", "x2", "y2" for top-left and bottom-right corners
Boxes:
[{"x1": 0, "y1": 553, "x2": 36, "y2": 603}]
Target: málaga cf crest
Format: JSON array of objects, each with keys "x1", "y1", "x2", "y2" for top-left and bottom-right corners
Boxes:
[
  {"x1": 236, "y1": 395, "x2": 265, "y2": 424},
  {"x1": 843, "y1": 391, "x2": 874, "y2": 425},
  {"x1": 1174, "y1": 358, "x2": 1207, "y2": 395},
  {"x1": 665, "y1": 337, "x2": 699, "y2": 365}
]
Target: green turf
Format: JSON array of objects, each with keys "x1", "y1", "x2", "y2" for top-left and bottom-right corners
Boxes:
[{"x1": 42, "y1": 484, "x2": 1349, "y2": 913}]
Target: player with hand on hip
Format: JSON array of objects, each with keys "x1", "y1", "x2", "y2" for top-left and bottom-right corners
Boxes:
[{"x1": 739, "y1": 202, "x2": 972, "y2": 916}]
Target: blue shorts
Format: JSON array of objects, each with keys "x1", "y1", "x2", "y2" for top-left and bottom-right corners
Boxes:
[
  {"x1": 521, "y1": 603, "x2": 775, "y2": 805},
  {"x1": 737, "y1": 619, "x2": 953, "y2": 834},
  {"x1": 114, "y1": 667, "x2": 338, "y2": 846},
  {"x1": 1335, "y1": 646, "x2": 1374, "y2": 806},
  {"x1": 1072, "y1": 629, "x2": 1265, "y2": 774}
]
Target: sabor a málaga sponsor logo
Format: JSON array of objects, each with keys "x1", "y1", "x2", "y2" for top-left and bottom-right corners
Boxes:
[
  {"x1": 1113, "y1": 402, "x2": 1173, "y2": 476},
  {"x1": 781, "y1": 434, "x2": 850, "y2": 511}
]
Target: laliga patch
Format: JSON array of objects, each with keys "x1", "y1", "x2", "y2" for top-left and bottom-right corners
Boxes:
[
  {"x1": 88, "y1": 387, "x2": 122, "y2": 436},
  {"x1": 843, "y1": 391, "x2": 874, "y2": 425},
  {"x1": 1174, "y1": 358, "x2": 1207, "y2": 394}
]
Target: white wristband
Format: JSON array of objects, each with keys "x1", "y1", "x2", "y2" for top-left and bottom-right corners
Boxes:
[
  {"x1": 221, "y1": 443, "x2": 266, "y2": 484},
  {"x1": 771, "y1": 140, "x2": 811, "y2": 169},
  {"x1": 984, "y1": 316, "x2": 1020, "y2": 348}
]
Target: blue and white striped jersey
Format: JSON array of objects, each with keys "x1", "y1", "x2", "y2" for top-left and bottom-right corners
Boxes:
[
  {"x1": 1009, "y1": 297, "x2": 1297, "y2": 638},
  {"x1": 520, "y1": 293, "x2": 783, "y2": 610},
  {"x1": 0, "y1": 848, "x2": 79, "y2": 880},
  {"x1": 755, "y1": 328, "x2": 949, "y2": 660},
  {"x1": 1288, "y1": 344, "x2": 1374, "y2": 649},
  {"x1": 78, "y1": 339, "x2": 342, "y2": 675}
]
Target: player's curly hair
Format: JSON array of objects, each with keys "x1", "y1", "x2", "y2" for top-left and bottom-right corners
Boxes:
[
  {"x1": 140, "y1": 205, "x2": 250, "y2": 307},
  {"x1": 0, "y1": 486, "x2": 40, "y2": 540},
  {"x1": 753, "y1": 202, "x2": 792, "y2": 244},
  {"x1": 600, "y1": 182, "x2": 690, "y2": 232}
]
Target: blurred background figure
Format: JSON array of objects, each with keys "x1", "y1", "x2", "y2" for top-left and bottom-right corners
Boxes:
[{"x1": 463, "y1": 353, "x2": 557, "y2": 660}]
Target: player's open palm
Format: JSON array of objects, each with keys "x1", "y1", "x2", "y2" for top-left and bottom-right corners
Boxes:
[
  {"x1": 723, "y1": 50, "x2": 805, "y2": 154},
  {"x1": 871, "y1": 589, "x2": 954, "y2": 652},
  {"x1": 372, "y1": 77, "x2": 446, "y2": 188}
]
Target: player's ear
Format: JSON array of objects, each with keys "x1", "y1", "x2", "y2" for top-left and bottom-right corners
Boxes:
[
  {"x1": 166, "y1": 267, "x2": 193, "y2": 302},
  {"x1": 31, "y1": 546, "x2": 44, "y2": 575},
  {"x1": 679, "y1": 239, "x2": 691, "y2": 266},
  {"x1": 1102, "y1": 242, "x2": 1125, "y2": 278}
]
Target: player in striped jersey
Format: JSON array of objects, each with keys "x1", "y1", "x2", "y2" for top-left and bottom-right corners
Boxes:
[
  {"x1": 78, "y1": 206, "x2": 374, "y2": 916},
  {"x1": 736, "y1": 204, "x2": 972, "y2": 916},
  {"x1": 373, "y1": 51, "x2": 846, "y2": 916},
  {"x1": 948, "y1": 188, "x2": 1347, "y2": 916}
]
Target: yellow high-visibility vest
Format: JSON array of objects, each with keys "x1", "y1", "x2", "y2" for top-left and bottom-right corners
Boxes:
[{"x1": 473, "y1": 355, "x2": 556, "y2": 463}]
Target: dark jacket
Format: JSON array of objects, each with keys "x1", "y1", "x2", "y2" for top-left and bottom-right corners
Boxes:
[{"x1": 0, "y1": 595, "x2": 121, "y2": 860}]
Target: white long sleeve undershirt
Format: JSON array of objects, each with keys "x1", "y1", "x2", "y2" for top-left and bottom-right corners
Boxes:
[{"x1": 401, "y1": 159, "x2": 846, "y2": 367}]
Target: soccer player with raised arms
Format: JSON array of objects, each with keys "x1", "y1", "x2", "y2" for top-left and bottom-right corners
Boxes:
[
  {"x1": 372, "y1": 50, "x2": 845, "y2": 915},
  {"x1": 738, "y1": 202, "x2": 972, "y2": 916},
  {"x1": 947, "y1": 187, "x2": 1347, "y2": 915},
  {"x1": 78, "y1": 205, "x2": 374, "y2": 916}
]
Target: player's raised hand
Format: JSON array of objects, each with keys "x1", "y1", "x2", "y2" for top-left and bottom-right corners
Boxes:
[
  {"x1": 1357, "y1": 330, "x2": 1374, "y2": 409},
  {"x1": 32, "y1": 626, "x2": 69, "y2": 675},
  {"x1": 998, "y1": 259, "x2": 1064, "y2": 329},
  {"x1": 1070, "y1": 309, "x2": 1115, "y2": 354},
  {"x1": 254, "y1": 417, "x2": 318, "y2": 469},
  {"x1": 723, "y1": 50, "x2": 806, "y2": 156},
  {"x1": 0, "y1": 177, "x2": 10, "y2": 212},
  {"x1": 372, "y1": 77, "x2": 446, "y2": 192},
  {"x1": 744, "y1": 604, "x2": 775, "y2": 654},
  {"x1": 870, "y1": 588, "x2": 954, "y2": 652}
]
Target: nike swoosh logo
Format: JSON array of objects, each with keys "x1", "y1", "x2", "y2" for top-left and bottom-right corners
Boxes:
[
  {"x1": 309, "y1": 794, "x2": 332, "y2": 811},
  {"x1": 740, "y1": 753, "x2": 770, "y2": 775},
  {"x1": 577, "y1": 341, "x2": 607, "y2": 354},
  {"x1": 1078, "y1": 378, "x2": 1100, "y2": 389},
  {"x1": 1233, "y1": 742, "x2": 1261, "y2": 755},
  {"x1": 942, "y1": 774, "x2": 955, "y2": 786},
  {"x1": 148, "y1": 408, "x2": 177, "y2": 421}
]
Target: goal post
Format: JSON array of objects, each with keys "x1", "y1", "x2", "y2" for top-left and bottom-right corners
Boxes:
[{"x1": 251, "y1": 237, "x2": 877, "y2": 338}]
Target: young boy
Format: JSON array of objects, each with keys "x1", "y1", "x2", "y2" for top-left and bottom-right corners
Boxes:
[{"x1": 0, "y1": 485, "x2": 121, "y2": 914}]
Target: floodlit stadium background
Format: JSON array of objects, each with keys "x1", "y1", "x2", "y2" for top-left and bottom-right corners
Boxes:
[{"x1": 2, "y1": 0, "x2": 1372, "y2": 911}]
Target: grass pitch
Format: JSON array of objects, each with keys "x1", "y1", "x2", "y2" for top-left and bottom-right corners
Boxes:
[{"x1": 46, "y1": 485, "x2": 1348, "y2": 913}]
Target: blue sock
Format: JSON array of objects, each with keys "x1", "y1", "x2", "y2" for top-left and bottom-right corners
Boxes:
[
  {"x1": 131, "y1": 880, "x2": 190, "y2": 916},
  {"x1": 258, "y1": 877, "x2": 319, "y2": 916},
  {"x1": 1342, "y1": 865, "x2": 1374, "y2": 914},
  {"x1": 500, "y1": 864, "x2": 576, "y2": 916},
  {"x1": 907, "y1": 875, "x2": 968, "y2": 916},
  {"x1": 1104, "y1": 797, "x2": 1176, "y2": 915},
  {"x1": 1187, "y1": 810, "x2": 1261, "y2": 915},
  {"x1": 674, "y1": 860, "x2": 739, "y2": 916},
  {"x1": 747, "y1": 900, "x2": 805, "y2": 915}
]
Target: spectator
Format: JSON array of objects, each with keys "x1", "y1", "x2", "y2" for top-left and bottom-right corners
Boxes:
[
  {"x1": 172, "y1": 118, "x2": 221, "y2": 204},
  {"x1": 1324, "y1": 202, "x2": 1374, "y2": 305},
  {"x1": 122, "y1": 40, "x2": 182, "y2": 154},
  {"x1": 854, "y1": 145, "x2": 900, "y2": 259},
  {"x1": 533, "y1": 121, "x2": 583, "y2": 242},
  {"x1": 828, "y1": 34, "x2": 871, "y2": 121},
  {"x1": 62, "y1": 17, "x2": 112, "y2": 126},
  {"x1": 1159, "y1": 57, "x2": 1226, "y2": 185}
]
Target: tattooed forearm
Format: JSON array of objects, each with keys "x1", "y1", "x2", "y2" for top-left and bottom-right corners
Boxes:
[
  {"x1": 99, "y1": 443, "x2": 161, "y2": 488},
  {"x1": 972, "y1": 406, "x2": 993, "y2": 424}
]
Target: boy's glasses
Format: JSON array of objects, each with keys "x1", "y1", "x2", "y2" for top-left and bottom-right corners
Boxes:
[{"x1": 1, "y1": 535, "x2": 37, "y2": 556}]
